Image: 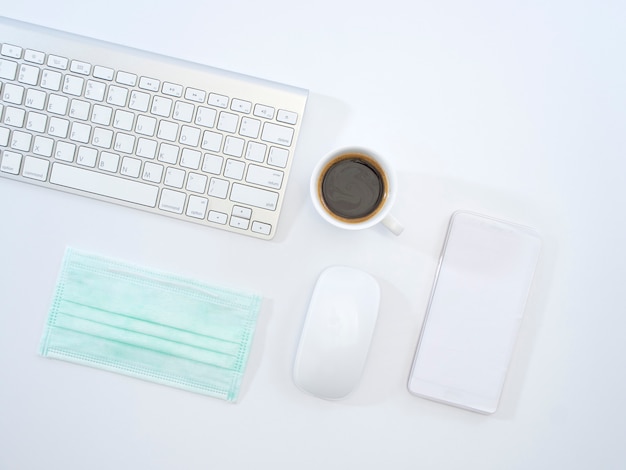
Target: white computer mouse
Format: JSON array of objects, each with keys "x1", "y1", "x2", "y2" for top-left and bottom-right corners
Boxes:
[{"x1": 293, "y1": 266, "x2": 380, "y2": 400}]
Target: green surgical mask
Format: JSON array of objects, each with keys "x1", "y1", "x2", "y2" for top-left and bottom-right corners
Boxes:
[{"x1": 39, "y1": 248, "x2": 262, "y2": 402}]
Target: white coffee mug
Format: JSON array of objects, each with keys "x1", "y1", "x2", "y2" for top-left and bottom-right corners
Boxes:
[{"x1": 310, "y1": 147, "x2": 403, "y2": 235}]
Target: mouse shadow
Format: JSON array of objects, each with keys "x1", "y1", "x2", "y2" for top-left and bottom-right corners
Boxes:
[{"x1": 340, "y1": 277, "x2": 423, "y2": 407}]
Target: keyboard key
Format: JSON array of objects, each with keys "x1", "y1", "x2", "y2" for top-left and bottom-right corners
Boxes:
[
  {"x1": 92, "y1": 127, "x2": 113, "y2": 148},
  {"x1": 77, "y1": 146, "x2": 97, "y2": 167},
  {"x1": 91, "y1": 104, "x2": 113, "y2": 125},
  {"x1": 261, "y1": 122, "x2": 294, "y2": 146},
  {"x1": 3, "y1": 83, "x2": 24, "y2": 105},
  {"x1": 239, "y1": 117, "x2": 261, "y2": 139},
  {"x1": 0, "y1": 127, "x2": 9, "y2": 146},
  {"x1": 268, "y1": 146, "x2": 289, "y2": 168},
  {"x1": 54, "y1": 141, "x2": 76, "y2": 162},
  {"x1": 159, "y1": 188, "x2": 185, "y2": 214},
  {"x1": 139, "y1": 76, "x2": 160, "y2": 92},
  {"x1": 179, "y1": 125, "x2": 200, "y2": 146},
  {"x1": 70, "y1": 122, "x2": 92, "y2": 144},
  {"x1": 70, "y1": 60, "x2": 92, "y2": 75},
  {"x1": 107, "y1": 86, "x2": 129, "y2": 106},
  {"x1": 201, "y1": 131, "x2": 222, "y2": 152},
  {"x1": 230, "y1": 216, "x2": 249, "y2": 230},
  {"x1": 185, "y1": 88, "x2": 205, "y2": 103},
  {"x1": 224, "y1": 159, "x2": 245, "y2": 180},
  {"x1": 135, "y1": 115, "x2": 156, "y2": 136},
  {"x1": 232, "y1": 206, "x2": 252, "y2": 219},
  {"x1": 85, "y1": 80, "x2": 107, "y2": 101},
  {"x1": 186, "y1": 195, "x2": 208, "y2": 219},
  {"x1": 223, "y1": 136, "x2": 244, "y2": 157},
  {"x1": 195, "y1": 106, "x2": 217, "y2": 128},
  {"x1": 47, "y1": 54, "x2": 68, "y2": 70},
  {"x1": 69, "y1": 99, "x2": 90, "y2": 120},
  {"x1": 1, "y1": 150, "x2": 22, "y2": 174},
  {"x1": 217, "y1": 112, "x2": 238, "y2": 133},
  {"x1": 23, "y1": 156, "x2": 50, "y2": 181},
  {"x1": 202, "y1": 153, "x2": 223, "y2": 174},
  {"x1": 173, "y1": 101, "x2": 194, "y2": 122},
  {"x1": 113, "y1": 133, "x2": 135, "y2": 153},
  {"x1": 208, "y1": 177, "x2": 229, "y2": 198},
  {"x1": 136, "y1": 138, "x2": 157, "y2": 159},
  {"x1": 24, "y1": 49, "x2": 45, "y2": 64},
  {"x1": 48, "y1": 117, "x2": 70, "y2": 138},
  {"x1": 277, "y1": 109, "x2": 298, "y2": 125},
  {"x1": 245, "y1": 141, "x2": 267, "y2": 162},
  {"x1": 26, "y1": 112, "x2": 48, "y2": 133},
  {"x1": 0, "y1": 59, "x2": 18, "y2": 80},
  {"x1": 231, "y1": 99, "x2": 251, "y2": 113},
  {"x1": 180, "y1": 148, "x2": 201, "y2": 169},
  {"x1": 208, "y1": 210, "x2": 227, "y2": 224},
  {"x1": 113, "y1": 110, "x2": 135, "y2": 131},
  {"x1": 116, "y1": 71, "x2": 137, "y2": 86},
  {"x1": 164, "y1": 167, "x2": 185, "y2": 188},
  {"x1": 25, "y1": 89, "x2": 46, "y2": 110},
  {"x1": 162, "y1": 82, "x2": 183, "y2": 97},
  {"x1": 50, "y1": 163, "x2": 158, "y2": 207},
  {"x1": 99, "y1": 152, "x2": 120, "y2": 172},
  {"x1": 1, "y1": 44, "x2": 22, "y2": 59},
  {"x1": 10, "y1": 131, "x2": 32, "y2": 151},
  {"x1": 62, "y1": 75, "x2": 85, "y2": 96},
  {"x1": 253, "y1": 104, "x2": 275, "y2": 120},
  {"x1": 120, "y1": 156, "x2": 142, "y2": 178},
  {"x1": 157, "y1": 143, "x2": 179, "y2": 164},
  {"x1": 18, "y1": 64, "x2": 39, "y2": 85},
  {"x1": 186, "y1": 172, "x2": 207, "y2": 193},
  {"x1": 41, "y1": 70, "x2": 62, "y2": 91},
  {"x1": 251, "y1": 221, "x2": 271, "y2": 235},
  {"x1": 208, "y1": 93, "x2": 228, "y2": 108},
  {"x1": 246, "y1": 164, "x2": 284, "y2": 190},
  {"x1": 151, "y1": 96, "x2": 172, "y2": 117},
  {"x1": 47, "y1": 94, "x2": 68, "y2": 115},
  {"x1": 93, "y1": 65, "x2": 114, "y2": 80},
  {"x1": 142, "y1": 162, "x2": 163, "y2": 183},
  {"x1": 4, "y1": 107, "x2": 26, "y2": 127},
  {"x1": 230, "y1": 183, "x2": 278, "y2": 210},
  {"x1": 33, "y1": 136, "x2": 54, "y2": 157},
  {"x1": 157, "y1": 121, "x2": 178, "y2": 141},
  {"x1": 129, "y1": 91, "x2": 150, "y2": 112}
]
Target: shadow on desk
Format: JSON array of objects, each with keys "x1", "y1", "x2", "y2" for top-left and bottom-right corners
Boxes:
[{"x1": 322, "y1": 171, "x2": 561, "y2": 420}]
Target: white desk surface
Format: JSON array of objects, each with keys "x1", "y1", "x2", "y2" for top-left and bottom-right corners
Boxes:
[{"x1": 2, "y1": 1, "x2": 625, "y2": 468}]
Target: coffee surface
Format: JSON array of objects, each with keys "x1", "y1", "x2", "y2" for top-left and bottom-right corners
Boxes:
[{"x1": 321, "y1": 157, "x2": 385, "y2": 220}]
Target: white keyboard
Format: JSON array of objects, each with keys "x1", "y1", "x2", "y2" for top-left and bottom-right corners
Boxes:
[{"x1": 0, "y1": 17, "x2": 308, "y2": 240}]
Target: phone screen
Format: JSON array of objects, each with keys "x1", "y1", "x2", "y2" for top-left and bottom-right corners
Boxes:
[{"x1": 408, "y1": 211, "x2": 541, "y2": 413}]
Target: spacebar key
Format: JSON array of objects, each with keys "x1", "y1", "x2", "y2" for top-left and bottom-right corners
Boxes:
[{"x1": 50, "y1": 163, "x2": 158, "y2": 207}]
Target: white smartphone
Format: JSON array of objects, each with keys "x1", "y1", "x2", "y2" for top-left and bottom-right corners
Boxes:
[{"x1": 408, "y1": 211, "x2": 541, "y2": 414}]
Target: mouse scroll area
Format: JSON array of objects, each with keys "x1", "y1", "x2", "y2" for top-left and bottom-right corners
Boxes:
[{"x1": 293, "y1": 266, "x2": 380, "y2": 400}]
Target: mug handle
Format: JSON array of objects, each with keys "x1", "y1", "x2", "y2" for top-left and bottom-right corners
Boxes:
[{"x1": 382, "y1": 213, "x2": 404, "y2": 236}]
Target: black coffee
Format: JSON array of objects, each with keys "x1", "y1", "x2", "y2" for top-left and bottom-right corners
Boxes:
[{"x1": 319, "y1": 154, "x2": 386, "y2": 222}]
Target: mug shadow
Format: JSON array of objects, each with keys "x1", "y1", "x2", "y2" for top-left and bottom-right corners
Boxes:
[{"x1": 313, "y1": 171, "x2": 559, "y2": 416}]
